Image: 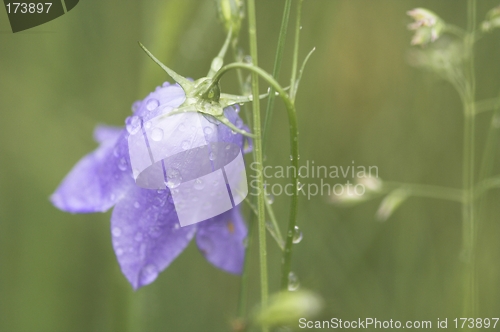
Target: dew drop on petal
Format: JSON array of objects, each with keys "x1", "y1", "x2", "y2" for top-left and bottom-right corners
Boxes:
[
  {"x1": 112, "y1": 227, "x2": 122, "y2": 237},
  {"x1": 151, "y1": 128, "x2": 164, "y2": 141},
  {"x1": 165, "y1": 168, "x2": 182, "y2": 189},
  {"x1": 181, "y1": 140, "x2": 190, "y2": 150},
  {"x1": 292, "y1": 225, "x2": 303, "y2": 244},
  {"x1": 126, "y1": 115, "x2": 141, "y2": 135},
  {"x1": 194, "y1": 178, "x2": 204, "y2": 190},
  {"x1": 144, "y1": 121, "x2": 152, "y2": 129},
  {"x1": 131, "y1": 101, "x2": 141, "y2": 113},
  {"x1": 287, "y1": 272, "x2": 300, "y2": 291},
  {"x1": 146, "y1": 98, "x2": 159, "y2": 111},
  {"x1": 139, "y1": 264, "x2": 158, "y2": 285},
  {"x1": 116, "y1": 248, "x2": 124, "y2": 256},
  {"x1": 203, "y1": 127, "x2": 213, "y2": 135},
  {"x1": 118, "y1": 158, "x2": 128, "y2": 171},
  {"x1": 178, "y1": 123, "x2": 186, "y2": 132},
  {"x1": 209, "y1": 152, "x2": 216, "y2": 161}
]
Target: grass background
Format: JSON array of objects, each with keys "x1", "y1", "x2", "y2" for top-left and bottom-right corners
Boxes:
[{"x1": 1, "y1": 0, "x2": 500, "y2": 331}]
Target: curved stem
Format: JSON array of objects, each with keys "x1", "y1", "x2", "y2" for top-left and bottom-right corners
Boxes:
[
  {"x1": 246, "y1": 2, "x2": 269, "y2": 331},
  {"x1": 212, "y1": 62, "x2": 299, "y2": 291}
]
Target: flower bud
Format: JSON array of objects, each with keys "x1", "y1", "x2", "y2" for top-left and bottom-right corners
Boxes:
[
  {"x1": 482, "y1": 5, "x2": 500, "y2": 32},
  {"x1": 253, "y1": 291, "x2": 323, "y2": 328},
  {"x1": 407, "y1": 8, "x2": 445, "y2": 46},
  {"x1": 376, "y1": 189, "x2": 409, "y2": 221}
]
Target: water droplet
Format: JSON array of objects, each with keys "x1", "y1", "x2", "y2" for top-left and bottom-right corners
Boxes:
[
  {"x1": 157, "y1": 189, "x2": 165, "y2": 194},
  {"x1": 134, "y1": 201, "x2": 140, "y2": 209},
  {"x1": 165, "y1": 168, "x2": 182, "y2": 189},
  {"x1": 300, "y1": 25, "x2": 303, "y2": 30},
  {"x1": 134, "y1": 232, "x2": 143, "y2": 242},
  {"x1": 290, "y1": 155, "x2": 293, "y2": 161},
  {"x1": 266, "y1": 194, "x2": 275, "y2": 205},
  {"x1": 298, "y1": 182, "x2": 304, "y2": 192},
  {"x1": 287, "y1": 272, "x2": 300, "y2": 291},
  {"x1": 209, "y1": 152, "x2": 216, "y2": 161},
  {"x1": 125, "y1": 115, "x2": 141, "y2": 135},
  {"x1": 139, "y1": 264, "x2": 158, "y2": 285},
  {"x1": 173, "y1": 223, "x2": 180, "y2": 230},
  {"x1": 131, "y1": 101, "x2": 141, "y2": 113},
  {"x1": 194, "y1": 178, "x2": 205, "y2": 190},
  {"x1": 146, "y1": 98, "x2": 159, "y2": 111},
  {"x1": 118, "y1": 158, "x2": 127, "y2": 171},
  {"x1": 151, "y1": 128, "x2": 164, "y2": 141},
  {"x1": 243, "y1": 55, "x2": 252, "y2": 64},
  {"x1": 112, "y1": 227, "x2": 122, "y2": 237},
  {"x1": 113, "y1": 146, "x2": 120, "y2": 158},
  {"x1": 235, "y1": 119, "x2": 243, "y2": 128},
  {"x1": 231, "y1": 130, "x2": 237, "y2": 135},
  {"x1": 292, "y1": 225, "x2": 303, "y2": 244},
  {"x1": 203, "y1": 126, "x2": 213, "y2": 135},
  {"x1": 116, "y1": 248, "x2": 124, "y2": 256},
  {"x1": 144, "y1": 121, "x2": 152, "y2": 129},
  {"x1": 181, "y1": 140, "x2": 190, "y2": 150},
  {"x1": 179, "y1": 123, "x2": 186, "y2": 132}
]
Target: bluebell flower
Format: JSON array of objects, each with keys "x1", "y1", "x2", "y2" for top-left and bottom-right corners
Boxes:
[{"x1": 51, "y1": 82, "x2": 250, "y2": 289}]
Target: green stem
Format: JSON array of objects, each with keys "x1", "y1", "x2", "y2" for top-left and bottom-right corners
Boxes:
[
  {"x1": 246, "y1": 2, "x2": 268, "y2": 331},
  {"x1": 280, "y1": 0, "x2": 303, "y2": 291},
  {"x1": 462, "y1": 0, "x2": 477, "y2": 317},
  {"x1": 262, "y1": 0, "x2": 292, "y2": 149},
  {"x1": 212, "y1": 62, "x2": 299, "y2": 291},
  {"x1": 289, "y1": 0, "x2": 303, "y2": 102},
  {"x1": 474, "y1": 96, "x2": 500, "y2": 114},
  {"x1": 237, "y1": 209, "x2": 254, "y2": 319}
]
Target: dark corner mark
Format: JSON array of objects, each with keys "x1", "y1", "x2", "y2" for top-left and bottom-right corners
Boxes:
[{"x1": 3, "y1": 0, "x2": 79, "y2": 33}]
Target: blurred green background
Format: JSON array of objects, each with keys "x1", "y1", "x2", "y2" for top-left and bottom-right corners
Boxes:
[{"x1": 2, "y1": 0, "x2": 500, "y2": 331}]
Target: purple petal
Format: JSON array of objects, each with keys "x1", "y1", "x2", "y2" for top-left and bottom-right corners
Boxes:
[
  {"x1": 50, "y1": 127, "x2": 134, "y2": 213},
  {"x1": 93, "y1": 125, "x2": 123, "y2": 144},
  {"x1": 111, "y1": 186, "x2": 196, "y2": 289},
  {"x1": 196, "y1": 207, "x2": 247, "y2": 274},
  {"x1": 133, "y1": 84, "x2": 186, "y2": 121}
]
